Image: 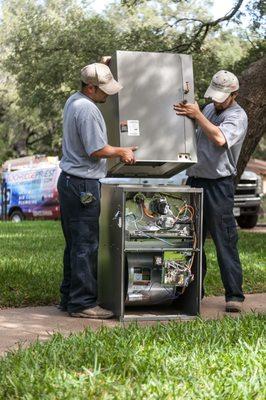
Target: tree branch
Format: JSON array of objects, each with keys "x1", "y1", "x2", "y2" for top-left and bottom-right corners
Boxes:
[
  {"x1": 170, "y1": 17, "x2": 205, "y2": 27},
  {"x1": 169, "y1": 0, "x2": 244, "y2": 53}
]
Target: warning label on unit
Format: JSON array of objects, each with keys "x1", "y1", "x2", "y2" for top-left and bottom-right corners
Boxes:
[
  {"x1": 127, "y1": 120, "x2": 140, "y2": 136},
  {"x1": 120, "y1": 120, "x2": 140, "y2": 136}
]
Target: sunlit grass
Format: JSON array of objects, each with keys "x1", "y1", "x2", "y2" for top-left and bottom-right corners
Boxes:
[
  {"x1": 0, "y1": 221, "x2": 64, "y2": 307},
  {"x1": 0, "y1": 314, "x2": 265, "y2": 399},
  {"x1": 0, "y1": 223, "x2": 265, "y2": 398},
  {"x1": 205, "y1": 231, "x2": 266, "y2": 296},
  {"x1": 0, "y1": 221, "x2": 265, "y2": 307}
]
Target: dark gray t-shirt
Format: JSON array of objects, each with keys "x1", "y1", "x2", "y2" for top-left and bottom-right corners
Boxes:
[
  {"x1": 187, "y1": 102, "x2": 248, "y2": 179},
  {"x1": 59, "y1": 92, "x2": 108, "y2": 179}
]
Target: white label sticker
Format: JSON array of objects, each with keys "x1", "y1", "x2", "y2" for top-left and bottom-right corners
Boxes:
[
  {"x1": 134, "y1": 273, "x2": 143, "y2": 281},
  {"x1": 233, "y1": 207, "x2": 240, "y2": 217},
  {"x1": 127, "y1": 120, "x2": 140, "y2": 136}
]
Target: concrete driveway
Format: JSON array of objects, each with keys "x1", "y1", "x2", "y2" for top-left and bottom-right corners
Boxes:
[{"x1": 0, "y1": 293, "x2": 265, "y2": 357}]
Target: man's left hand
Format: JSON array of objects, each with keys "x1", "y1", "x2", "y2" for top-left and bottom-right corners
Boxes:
[{"x1": 173, "y1": 102, "x2": 201, "y2": 119}]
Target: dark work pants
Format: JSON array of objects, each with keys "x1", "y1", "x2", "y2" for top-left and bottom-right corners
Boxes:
[
  {"x1": 57, "y1": 172, "x2": 101, "y2": 313},
  {"x1": 187, "y1": 176, "x2": 245, "y2": 302}
]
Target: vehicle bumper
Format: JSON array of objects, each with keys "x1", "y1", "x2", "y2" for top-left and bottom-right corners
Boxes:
[{"x1": 234, "y1": 196, "x2": 261, "y2": 216}]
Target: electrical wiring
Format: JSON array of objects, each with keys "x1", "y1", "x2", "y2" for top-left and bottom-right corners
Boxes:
[
  {"x1": 133, "y1": 193, "x2": 156, "y2": 219},
  {"x1": 176, "y1": 204, "x2": 194, "y2": 221},
  {"x1": 142, "y1": 203, "x2": 155, "y2": 219},
  {"x1": 126, "y1": 193, "x2": 197, "y2": 297},
  {"x1": 133, "y1": 193, "x2": 195, "y2": 226},
  {"x1": 188, "y1": 221, "x2": 197, "y2": 270},
  {"x1": 130, "y1": 208, "x2": 177, "y2": 246},
  {"x1": 122, "y1": 188, "x2": 202, "y2": 311},
  {"x1": 136, "y1": 228, "x2": 176, "y2": 247},
  {"x1": 135, "y1": 202, "x2": 144, "y2": 223},
  {"x1": 159, "y1": 192, "x2": 186, "y2": 203},
  {"x1": 128, "y1": 198, "x2": 196, "y2": 242},
  {"x1": 163, "y1": 259, "x2": 194, "y2": 288}
]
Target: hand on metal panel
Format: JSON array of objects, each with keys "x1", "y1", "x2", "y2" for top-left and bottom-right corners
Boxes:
[
  {"x1": 173, "y1": 101, "x2": 201, "y2": 120},
  {"x1": 100, "y1": 56, "x2": 111, "y2": 66},
  {"x1": 119, "y1": 146, "x2": 138, "y2": 165}
]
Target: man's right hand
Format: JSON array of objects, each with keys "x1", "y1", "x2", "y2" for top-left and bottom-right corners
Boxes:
[
  {"x1": 119, "y1": 146, "x2": 138, "y2": 164},
  {"x1": 91, "y1": 145, "x2": 138, "y2": 162}
]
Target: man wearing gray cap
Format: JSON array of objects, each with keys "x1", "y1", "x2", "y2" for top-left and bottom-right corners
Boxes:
[
  {"x1": 57, "y1": 62, "x2": 137, "y2": 318},
  {"x1": 174, "y1": 70, "x2": 248, "y2": 312}
]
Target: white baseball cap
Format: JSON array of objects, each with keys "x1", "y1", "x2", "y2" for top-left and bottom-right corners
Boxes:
[
  {"x1": 204, "y1": 70, "x2": 239, "y2": 103},
  {"x1": 81, "y1": 63, "x2": 123, "y2": 95}
]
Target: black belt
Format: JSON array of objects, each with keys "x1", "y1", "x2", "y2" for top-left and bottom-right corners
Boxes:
[
  {"x1": 61, "y1": 171, "x2": 99, "y2": 181},
  {"x1": 190, "y1": 175, "x2": 233, "y2": 182}
]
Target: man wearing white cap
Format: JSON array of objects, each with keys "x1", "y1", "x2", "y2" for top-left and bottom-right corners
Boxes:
[
  {"x1": 57, "y1": 62, "x2": 137, "y2": 318},
  {"x1": 174, "y1": 70, "x2": 248, "y2": 312}
]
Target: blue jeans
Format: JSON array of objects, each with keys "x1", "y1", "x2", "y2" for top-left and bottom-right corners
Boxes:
[
  {"x1": 187, "y1": 176, "x2": 245, "y2": 302},
  {"x1": 57, "y1": 172, "x2": 101, "y2": 313}
]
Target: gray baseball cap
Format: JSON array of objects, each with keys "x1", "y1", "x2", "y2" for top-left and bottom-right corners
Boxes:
[
  {"x1": 204, "y1": 70, "x2": 239, "y2": 102},
  {"x1": 81, "y1": 63, "x2": 123, "y2": 95}
]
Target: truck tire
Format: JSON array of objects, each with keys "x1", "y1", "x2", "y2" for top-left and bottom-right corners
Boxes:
[
  {"x1": 10, "y1": 210, "x2": 24, "y2": 222},
  {"x1": 236, "y1": 215, "x2": 258, "y2": 229}
]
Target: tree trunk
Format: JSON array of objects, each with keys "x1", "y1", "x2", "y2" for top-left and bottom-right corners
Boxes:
[{"x1": 237, "y1": 56, "x2": 266, "y2": 180}]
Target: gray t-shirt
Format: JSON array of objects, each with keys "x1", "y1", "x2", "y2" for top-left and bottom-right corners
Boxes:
[
  {"x1": 187, "y1": 102, "x2": 248, "y2": 179},
  {"x1": 59, "y1": 92, "x2": 108, "y2": 179}
]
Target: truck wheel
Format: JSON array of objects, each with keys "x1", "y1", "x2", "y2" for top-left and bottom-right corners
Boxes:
[
  {"x1": 10, "y1": 210, "x2": 24, "y2": 222},
  {"x1": 236, "y1": 215, "x2": 258, "y2": 229}
]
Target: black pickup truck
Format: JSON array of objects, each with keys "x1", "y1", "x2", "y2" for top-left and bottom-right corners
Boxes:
[{"x1": 234, "y1": 170, "x2": 263, "y2": 228}]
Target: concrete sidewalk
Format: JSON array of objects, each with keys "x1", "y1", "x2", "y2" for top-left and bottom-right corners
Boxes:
[{"x1": 0, "y1": 293, "x2": 265, "y2": 356}]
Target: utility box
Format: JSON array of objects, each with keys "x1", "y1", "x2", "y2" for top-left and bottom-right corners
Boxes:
[
  {"x1": 99, "y1": 184, "x2": 203, "y2": 321},
  {"x1": 98, "y1": 51, "x2": 202, "y2": 321},
  {"x1": 100, "y1": 50, "x2": 197, "y2": 178}
]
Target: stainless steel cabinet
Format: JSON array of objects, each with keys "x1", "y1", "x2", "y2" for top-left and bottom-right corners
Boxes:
[
  {"x1": 99, "y1": 184, "x2": 203, "y2": 321},
  {"x1": 100, "y1": 51, "x2": 197, "y2": 178}
]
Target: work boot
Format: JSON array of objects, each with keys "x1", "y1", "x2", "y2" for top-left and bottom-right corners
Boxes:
[
  {"x1": 70, "y1": 305, "x2": 114, "y2": 319},
  {"x1": 225, "y1": 301, "x2": 243, "y2": 313},
  {"x1": 56, "y1": 304, "x2": 67, "y2": 312}
]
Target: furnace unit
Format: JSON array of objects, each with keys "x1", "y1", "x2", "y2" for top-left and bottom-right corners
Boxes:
[
  {"x1": 100, "y1": 50, "x2": 197, "y2": 178},
  {"x1": 98, "y1": 51, "x2": 202, "y2": 321}
]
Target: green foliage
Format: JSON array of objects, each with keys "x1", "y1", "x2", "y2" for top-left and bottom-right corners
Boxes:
[
  {"x1": 3, "y1": 3, "x2": 118, "y2": 115},
  {"x1": 0, "y1": 221, "x2": 265, "y2": 307},
  {"x1": 193, "y1": 32, "x2": 251, "y2": 102},
  {"x1": 0, "y1": 0, "x2": 264, "y2": 162},
  {"x1": 0, "y1": 315, "x2": 265, "y2": 399},
  {"x1": 232, "y1": 39, "x2": 266, "y2": 76},
  {"x1": 245, "y1": 0, "x2": 265, "y2": 34},
  {"x1": 106, "y1": 0, "x2": 214, "y2": 51},
  {"x1": 0, "y1": 0, "x2": 120, "y2": 159},
  {"x1": 0, "y1": 71, "x2": 52, "y2": 163}
]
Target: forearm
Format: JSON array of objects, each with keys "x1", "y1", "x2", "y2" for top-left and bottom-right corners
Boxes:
[
  {"x1": 196, "y1": 113, "x2": 226, "y2": 147},
  {"x1": 174, "y1": 101, "x2": 226, "y2": 147},
  {"x1": 91, "y1": 145, "x2": 122, "y2": 159}
]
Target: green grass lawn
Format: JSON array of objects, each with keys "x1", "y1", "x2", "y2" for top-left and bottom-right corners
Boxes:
[
  {"x1": 0, "y1": 221, "x2": 265, "y2": 307},
  {"x1": 0, "y1": 221, "x2": 63, "y2": 307},
  {"x1": 0, "y1": 314, "x2": 265, "y2": 399},
  {"x1": 0, "y1": 222, "x2": 265, "y2": 399},
  {"x1": 204, "y1": 230, "x2": 266, "y2": 296},
  {"x1": 259, "y1": 195, "x2": 266, "y2": 224}
]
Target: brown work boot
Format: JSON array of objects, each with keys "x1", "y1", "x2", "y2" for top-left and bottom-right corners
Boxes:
[
  {"x1": 70, "y1": 305, "x2": 114, "y2": 319},
  {"x1": 225, "y1": 301, "x2": 243, "y2": 313}
]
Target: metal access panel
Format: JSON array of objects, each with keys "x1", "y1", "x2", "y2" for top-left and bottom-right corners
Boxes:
[
  {"x1": 100, "y1": 51, "x2": 197, "y2": 178},
  {"x1": 98, "y1": 184, "x2": 203, "y2": 321}
]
